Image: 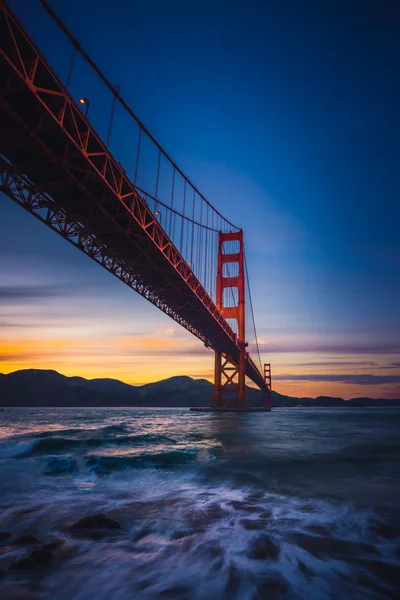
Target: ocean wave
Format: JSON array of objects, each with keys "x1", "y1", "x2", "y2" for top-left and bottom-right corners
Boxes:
[
  {"x1": 85, "y1": 450, "x2": 198, "y2": 474},
  {"x1": 12, "y1": 432, "x2": 179, "y2": 457},
  {"x1": 0, "y1": 439, "x2": 37, "y2": 458},
  {"x1": 45, "y1": 456, "x2": 78, "y2": 475}
]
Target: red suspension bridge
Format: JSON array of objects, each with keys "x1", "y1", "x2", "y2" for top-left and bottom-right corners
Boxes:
[{"x1": 0, "y1": 0, "x2": 272, "y2": 410}]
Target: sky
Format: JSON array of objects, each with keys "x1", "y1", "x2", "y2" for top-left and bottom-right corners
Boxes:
[{"x1": 1, "y1": 0, "x2": 399, "y2": 399}]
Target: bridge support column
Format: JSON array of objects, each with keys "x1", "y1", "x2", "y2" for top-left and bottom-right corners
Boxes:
[{"x1": 212, "y1": 230, "x2": 247, "y2": 409}]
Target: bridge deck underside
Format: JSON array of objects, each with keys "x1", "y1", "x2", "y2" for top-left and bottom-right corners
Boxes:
[{"x1": 0, "y1": 2, "x2": 266, "y2": 391}]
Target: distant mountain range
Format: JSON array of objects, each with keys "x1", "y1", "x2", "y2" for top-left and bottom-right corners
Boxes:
[{"x1": 0, "y1": 369, "x2": 399, "y2": 408}]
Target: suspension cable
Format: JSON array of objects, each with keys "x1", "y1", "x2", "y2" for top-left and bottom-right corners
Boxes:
[
  {"x1": 39, "y1": 0, "x2": 239, "y2": 232},
  {"x1": 133, "y1": 185, "x2": 221, "y2": 232},
  {"x1": 244, "y1": 253, "x2": 262, "y2": 373}
]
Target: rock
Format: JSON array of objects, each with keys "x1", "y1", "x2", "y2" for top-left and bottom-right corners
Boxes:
[
  {"x1": 259, "y1": 510, "x2": 272, "y2": 519},
  {"x1": 305, "y1": 524, "x2": 331, "y2": 536},
  {"x1": 256, "y1": 576, "x2": 288, "y2": 599},
  {"x1": 372, "y1": 521, "x2": 400, "y2": 540},
  {"x1": 240, "y1": 518, "x2": 265, "y2": 531},
  {"x1": 42, "y1": 538, "x2": 64, "y2": 552},
  {"x1": 246, "y1": 491, "x2": 265, "y2": 503},
  {"x1": 298, "y1": 559, "x2": 313, "y2": 576},
  {"x1": 225, "y1": 564, "x2": 241, "y2": 596},
  {"x1": 171, "y1": 529, "x2": 193, "y2": 540},
  {"x1": 231, "y1": 500, "x2": 262, "y2": 513},
  {"x1": 248, "y1": 534, "x2": 280, "y2": 560},
  {"x1": 358, "y1": 559, "x2": 400, "y2": 591},
  {"x1": 156, "y1": 587, "x2": 191, "y2": 599},
  {"x1": 69, "y1": 513, "x2": 121, "y2": 534},
  {"x1": 13, "y1": 535, "x2": 40, "y2": 546},
  {"x1": 0, "y1": 568, "x2": 6, "y2": 578},
  {"x1": 0, "y1": 531, "x2": 11, "y2": 544},
  {"x1": 205, "y1": 503, "x2": 227, "y2": 520},
  {"x1": 0, "y1": 586, "x2": 42, "y2": 599},
  {"x1": 291, "y1": 533, "x2": 376, "y2": 558},
  {"x1": 9, "y1": 548, "x2": 53, "y2": 571},
  {"x1": 187, "y1": 504, "x2": 226, "y2": 531},
  {"x1": 132, "y1": 526, "x2": 152, "y2": 542}
]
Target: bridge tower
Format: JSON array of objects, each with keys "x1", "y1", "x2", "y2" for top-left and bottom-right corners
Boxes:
[
  {"x1": 264, "y1": 362, "x2": 273, "y2": 408},
  {"x1": 211, "y1": 230, "x2": 247, "y2": 409}
]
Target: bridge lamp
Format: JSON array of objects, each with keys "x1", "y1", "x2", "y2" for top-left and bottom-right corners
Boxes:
[
  {"x1": 155, "y1": 210, "x2": 162, "y2": 224},
  {"x1": 79, "y1": 97, "x2": 90, "y2": 117}
]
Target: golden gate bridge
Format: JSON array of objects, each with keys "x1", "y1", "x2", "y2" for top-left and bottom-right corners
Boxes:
[{"x1": 0, "y1": 0, "x2": 272, "y2": 410}]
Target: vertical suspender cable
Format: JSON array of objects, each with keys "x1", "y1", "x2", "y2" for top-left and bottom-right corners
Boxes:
[
  {"x1": 180, "y1": 181, "x2": 186, "y2": 255},
  {"x1": 198, "y1": 199, "x2": 203, "y2": 281},
  {"x1": 66, "y1": 46, "x2": 76, "y2": 88},
  {"x1": 190, "y1": 189, "x2": 195, "y2": 266},
  {"x1": 154, "y1": 150, "x2": 161, "y2": 213},
  {"x1": 245, "y1": 253, "x2": 262, "y2": 373},
  {"x1": 134, "y1": 128, "x2": 142, "y2": 185},
  {"x1": 170, "y1": 168, "x2": 175, "y2": 240}
]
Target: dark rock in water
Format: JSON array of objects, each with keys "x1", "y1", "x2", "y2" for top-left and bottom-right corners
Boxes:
[
  {"x1": 231, "y1": 500, "x2": 262, "y2": 513},
  {"x1": 171, "y1": 529, "x2": 193, "y2": 540},
  {"x1": 9, "y1": 547, "x2": 53, "y2": 570},
  {"x1": 358, "y1": 559, "x2": 400, "y2": 591},
  {"x1": 156, "y1": 587, "x2": 191, "y2": 599},
  {"x1": 205, "y1": 502, "x2": 227, "y2": 520},
  {"x1": 69, "y1": 513, "x2": 121, "y2": 533},
  {"x1": 132, "y1": 526, "x2": 152, "y2": 542},
  {"x1": 240, "y1": 518, "x2": 265, "y2": 531},
  {"x1": 225, "y1": 564, "x2": 241, "y2": 596},
  {"x1": 13, "y1": 535, "x2": 40, "y2": 546},
  {"x1": 256, "y1": 576, "x2": 288, "y2": 599},
  {"x1": 246, "y1": 491, "x2": 265, "y2": 503},
  {"x1": 42, "y1": 538, "x2": 64, "y2": 552},
  {"x1": 0, "y1": 531, "x2": 11, "y2": 544},
  {"x1": 291, "y1": 533, "x2": 376, "y2": 558},
  {"x1": 304, "y1": 524, "x2": 331, "y2": 536},
  {"x1": 298, "y1": 559, "x2": 314, "y2": 576},
  {"x1": 187, "y1": 503, "x2": 226, "y2": 531},
  {"x1": 356, "y1": 572, "x2": 393, "y2": 597},
  {"x1": 301, "y1": 504, "x2": 316, "y2": 513},
  {"x1": 0, "y1": 568, "x2": 6, "y2": 578},
  {"x1": 372, "y1": 521, "x2": 400, "y2": 540},
  {"x1": 259, "y1": 510, "x2": 272, "y2": 519},
  {"x1": 248, "y1": 534, "x2": 280, "y2": 560},
  {"x1": 0, "y1": 586, "x2": 43, "y2": 600}
]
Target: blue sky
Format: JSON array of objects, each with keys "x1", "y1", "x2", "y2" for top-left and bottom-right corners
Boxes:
[{"x1": 1, "y1": 0, "x2": 399, "y2": 398}]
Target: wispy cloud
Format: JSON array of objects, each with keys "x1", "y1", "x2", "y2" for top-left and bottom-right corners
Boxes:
[
  {"x1": 0, "y1": 284, "x2": 68, "y2": 303},
  {"x1": 255, "y1": 341, "x2": 400, "y2": 355},
  {"x1": 273, "y1": 373, "x2": 400, "y2": 385},
  {"x1": 291, "y1": 361, "x2": 378, "y2": 367}
]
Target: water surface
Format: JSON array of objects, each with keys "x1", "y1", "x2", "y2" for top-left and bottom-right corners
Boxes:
[{"x1": 0, "y1": 407, "x2": 399, "y2": 599}]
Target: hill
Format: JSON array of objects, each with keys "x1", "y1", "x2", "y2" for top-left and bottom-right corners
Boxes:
[{"x1": 0, "y1": 369, "x2": 399, "y2": 407}]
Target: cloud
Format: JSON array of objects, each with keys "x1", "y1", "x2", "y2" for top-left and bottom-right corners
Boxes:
[
  {"x1": 273, "y1": 374, "x2": 400, "y2": 385},
  {"x1": 254, "y1": 341, "x2": 400, "y2": 355},
  {"x1": 0, "y1": 335, "x2": 210, "y2": 365},
  {"x1": 0, "y1": 284, "x2": 68, "y2": 303},
  {"x1": 0, "y1": 320, "x2": 38, "y2": 329},
  {"x1": 291, "y1": 361, "x2": 378, "y2": 367}
]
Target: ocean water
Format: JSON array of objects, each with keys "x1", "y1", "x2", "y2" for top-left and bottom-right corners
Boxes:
[{"x1": 0, "y1": 407, "x2": 399, "y2": 600}]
